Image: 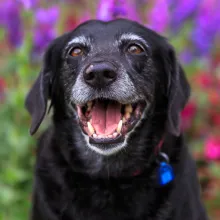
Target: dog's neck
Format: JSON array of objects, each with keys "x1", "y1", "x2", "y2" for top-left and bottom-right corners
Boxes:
[{"x1": 52, "y1": 117, "x2": 182, "y2": 180}]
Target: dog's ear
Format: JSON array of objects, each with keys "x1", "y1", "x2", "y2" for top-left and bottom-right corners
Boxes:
[
  {"x1": 25, "y1": 44, "x2": 55, "y2": 135},
  {"x1": 165, "y1": 44, "x2": 190, "y2": 136}
]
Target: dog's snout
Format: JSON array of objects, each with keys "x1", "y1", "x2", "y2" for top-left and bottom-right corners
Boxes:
[{"x1": 84, "y1": 62, "x2": 117, "y2": 88}]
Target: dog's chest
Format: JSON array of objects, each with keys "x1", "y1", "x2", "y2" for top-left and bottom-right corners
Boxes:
[{"x1": 60, "y1": 176, "x2": 171, "y2": 220}]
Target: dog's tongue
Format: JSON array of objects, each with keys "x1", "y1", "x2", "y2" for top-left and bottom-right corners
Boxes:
[{"x1": 91, "y1": 101, "x2": 121, "y2": 135}]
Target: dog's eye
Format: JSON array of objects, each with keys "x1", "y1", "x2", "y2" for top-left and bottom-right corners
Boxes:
[
  {"x1": 127, "y1": 44, "x2": 144, "y2": 54},
  {"x1": 70, "y1": 47, "x2": 83, "y2": 57}
]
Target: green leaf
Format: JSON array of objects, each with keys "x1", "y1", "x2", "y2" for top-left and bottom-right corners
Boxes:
[{"x1": 209, "y1": 163, "x2": 220, "y2": 178}]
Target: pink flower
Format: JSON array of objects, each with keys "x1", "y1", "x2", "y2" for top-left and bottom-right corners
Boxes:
[
  {"x1": 204, "y1": 136, "x2": 220, "y2": 160},
  {"x1": 181, "y1": 101, "x2": 197, "y2": 131}
]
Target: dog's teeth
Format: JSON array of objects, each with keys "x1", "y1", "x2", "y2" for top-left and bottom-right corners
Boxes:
[
  {"x1": 87, "y1": 101, "x2": 93, "y2": 111},
  {"x1": 125, "y1": 112, "x2": 130, "y2": 119},
  {"x1": 113, "y1": 132, "x2": 118, "y2": 137},
  {"x1": 93, "y1": 133, "x2": 97, "y2": 138},
  {"x1": 87, "y1": 101, "x2": 93, "y2": 107},
  {"x1": 117, "y1": 120, "x2": 123, "y2": 133},
  {"x1": 108, "y1": 135, "x2": 113, "y2": 138},
  {"x1": 125, "y1": 104, "x2": 132, "y2": 113},
  {"x1": 87, "y1": 122, "x2": 95, "y2": 135},
  {"x1": 87, "y1": 106, "x2": 91, "y2": 111},
  {"x1": 122, "y1": 117, "x2": 126, "y2": 123}
]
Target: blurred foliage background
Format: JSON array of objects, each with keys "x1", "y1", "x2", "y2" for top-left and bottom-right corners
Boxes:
[{"x1": 0, "y1": 0, "x2": 219, "y2": 219}]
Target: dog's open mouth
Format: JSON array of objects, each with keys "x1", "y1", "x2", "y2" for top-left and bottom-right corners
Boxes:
[{"x1": 76, "y1": 99, "x2": 146, "y2": 144}]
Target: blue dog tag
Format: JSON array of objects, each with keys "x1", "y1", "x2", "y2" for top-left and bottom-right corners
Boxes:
[{"x1": 158, "y1": 162, "x2": 174, "y2": 186}]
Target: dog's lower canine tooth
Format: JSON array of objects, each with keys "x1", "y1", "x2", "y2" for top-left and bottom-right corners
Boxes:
[
  {"x1": 125, "y1": 104, "x2": 132, "y2": 113},
  {"x1": 117, "y1": 120, "x2": 123, "y2": 133},
  {"x1": 113, "y1": 132, "x2": 118, "y2": 137},
  {"x1": 87, "y1": 122, "x2": 95, "y2": 135},
  {"x1": 87, "y1": 101, "x2": 93, "y2": 111},
  {"x1": 125, "y1": 112, "x2": 130, "y2": 119},
  {"x1": 93, "y1": 133, "x2": 97, "y2": 138},
  {"x1": 122, "y1": 117, "x2": 126, "y2": 123}
]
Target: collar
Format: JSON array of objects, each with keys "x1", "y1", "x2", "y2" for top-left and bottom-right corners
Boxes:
[
  {"x1": 154, "y1": 137, "x2": 165, "y2": 154},
  {"x1": 132, "y1": 136, "x2": 165, "y2": 177},
  {"x1": 131, "y1": 135, "x2": 175, "y2": 186}
]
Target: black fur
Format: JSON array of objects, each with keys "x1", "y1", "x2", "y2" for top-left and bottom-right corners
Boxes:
[{"x1": 25, "y1": 19, "x2": 208, "y2": 220}]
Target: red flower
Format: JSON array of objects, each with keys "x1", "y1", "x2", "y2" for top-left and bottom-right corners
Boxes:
[
  {"x1": 213, "y1": 53, "x2": 220, "y2": 69},
  {"x1": 181, "y1": 101, "x2": 197, "y2": 131},
  {"x1": 204, "y1": 135, "x2": 220, "y2": 161},
  {"x1": 194, "y1": 72, "x2": 213, "y2": 89},
  {"x1": 211, "y1": 114, "x2": 220, "y2": 127},
  {"x1": 208, "y1": 89, "x2": 220, "y2": 106},
  {"x1": 209, "y1": 108, "x2": 220, "y2": 127},
  {"x1": 65, "y1": 16, "x2": 78, "y2": 32},
  {"x1": 0, "y1": 77, "x2": 6, "y2": 102}
]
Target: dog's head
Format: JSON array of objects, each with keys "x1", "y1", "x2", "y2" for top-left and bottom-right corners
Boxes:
[{"x1": 25, "y1": 19, "x2": 190, "y2": 157}]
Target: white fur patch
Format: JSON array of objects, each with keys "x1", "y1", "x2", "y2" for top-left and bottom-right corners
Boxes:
[
  {"x1": 81, "y1": 131, "x2": 125, "y2": 156},
  {"x1": 87, "y1": 142, "x2": 126, "y2": 156},
  {"x1": 119, "y1": 33, "x2": 149, "y2": 47},
  {"x1": 67, "y1": 36, "x2": 88, "y2": 46}
]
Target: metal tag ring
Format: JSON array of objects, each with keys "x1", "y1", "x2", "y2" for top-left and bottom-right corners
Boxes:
[{"x1": 156, "y1": 152, "x2": 170, "y2": 164}]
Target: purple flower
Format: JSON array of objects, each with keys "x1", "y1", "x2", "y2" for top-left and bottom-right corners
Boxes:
[
  {"x1": 33, "y1": 6, "x2": 59, "y2": 54},
  {"x1": 170, "y1": 0, "x2": 201, "y2": 33},
  {"x1": 96, "y1": 0, "x2": 140, "y2": 22},
  {"x1": 19, "y1": 0, "x2": 38, "y2": 9},
  {"x1": 146, "y1": 0, "x2": 169, "y2": 33},
  {"x1": 0, "y1": 6, "x2": 6, "y2": 26},
  {"x1": 0, "y1": 1, "x2": 23, "y2": 48},
  {"x1": 96, "y1": 0, "x2": 115, "y2": 21},
  {"x1": 116, "y1": 0, "x2": 140, "y2": 21},
  {"x1": 191, "y1": 0, "x2": 220, "y2": 57},
  {"x1": 35, "y1": 6, "x2": 59, "y2": 25},
  {"x1": 180, "y1": 49, "x2": 194, "y2": 64}
]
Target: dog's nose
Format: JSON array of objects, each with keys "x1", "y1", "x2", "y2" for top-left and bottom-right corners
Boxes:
[{"x1": 84, "y1": 62, "x2": 117, "y2": 88}]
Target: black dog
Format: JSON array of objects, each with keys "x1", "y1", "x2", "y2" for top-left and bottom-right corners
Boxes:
[{"x1": 25, "y1": 19, "x2": 208, "y2": 220}]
